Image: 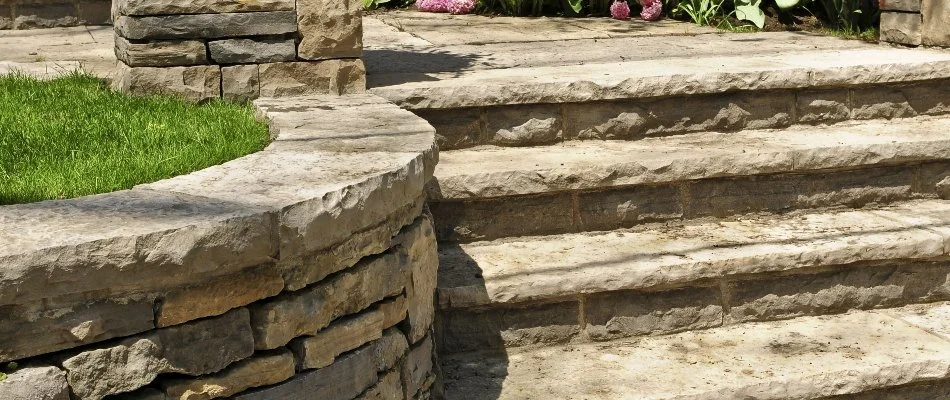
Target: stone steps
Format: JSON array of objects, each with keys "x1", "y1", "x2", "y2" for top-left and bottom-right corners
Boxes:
[
  {"x1": 436, "y1": 199, "x2": 950, "y2": 354},
  {"x1": 429, "y1": 116, "x2": 950, "y2": 242},
  {"x1": 441, "y1": 302, "x2": 950, "y2": 400}
]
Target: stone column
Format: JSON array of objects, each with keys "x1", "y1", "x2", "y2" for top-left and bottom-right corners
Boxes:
[
  {"x1": 880, "y1": 0, "x2": 950, "y2": 47},
  {"x1": 111, "y1": 0, "x2": 366, "y2": 102}
]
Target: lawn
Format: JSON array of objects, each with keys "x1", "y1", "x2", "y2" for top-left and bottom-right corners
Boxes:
[{"x1": 0, "y1": 71, "x2": 270, "y2": 205}]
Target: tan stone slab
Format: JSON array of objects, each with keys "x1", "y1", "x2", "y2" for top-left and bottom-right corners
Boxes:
[
  {"x1": 922, "y1": 0, "x2": 950, "y2": 46},
  {"x1": 118, "y1": 0, "x2": 294, "y2": 16},
  {"x1": 443, "y1": 311, "x2": 950, "y2": 399},
  {"x1": 881, "y1": 12, "x2": 922, "y2": 46},
  {"x1": 373, "y1": 11, "x2": 609, "y2": 45},
  {"x1": 437, "y1": 200, "x2": 948, "y2": 308},
  {"x1": 290, "y1": 307, "x2": 385, "y2": 370},
  {"x1": 160, "y1": 350, "x2": 295, "y2": 400},
  {"x1": 560, "y1": 17, "x2": 718, "y2": 38},
  {"x1": 0, "y1": 365, "x2": 70, "y2": 400},
  {"x1": 156, "y1": 265, "x2": 284, "y2": 328}
]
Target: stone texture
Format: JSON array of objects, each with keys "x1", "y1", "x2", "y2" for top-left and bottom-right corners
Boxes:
[
  {"x1": 115, "y1": 36, "x2": 207, "y2": 67},
  {"x1": 297, "y1": 0, "x2": 362, "y2": 59},
  {"x1": 852, "y1": 86, "x2": 918, "y2": 120},
  {"x1": 379, "y1": 295, "x2": 409, "y2": 328},
  {"x1": 119, "y1": 0, "x2": 294, "y2": 15},
  {"x1": 222, "y1": 65, "x2": 260, "y2": 103},
  {"x1": 429, "y1": 193, "x2": 574, "y2": 242},
  {"x1": 290, "y1": 307, "x2": 385, "y2": 370},
  {"x1": 78, "y1": 0, "x2": 111, "y2": 25},
  {"x1": 209, "y1": 38, "x2": 296, "y2": 64},
  {"x1": 258, "y1": 60, "x2": 367, "y2": 97},
  {"x1": 880, "y1": 0, "x2": 921, "y2": 11},
  {"x1": 13, "y1": 3, "x2": 79, "y2": 29},
  {"x1": 0, "y1": 365, "x2": 69, "y2": 400},
  {"x1": 114, "y1": 12, "x2": 297, "y2": 40},
  {"x1": 249, "y1": 251, "x2": 408, "y2": 349},
  {"x1": 402, "y1": 335, "x2": 434, "y2": 399},
  {"x1": 113, "y1": 64, "x2": 221, "y2": 102},
  {"x1": 584, "y1": 287, "x2": 724, "y2": 341},
  {"x1": 374, "y1": 328, "x2": 409, "y2": 372},
  {"x1": 61, "y1": 308, "x2": 255, "y2": 400},
  {"x1": 577, "y1": 183, "x2": 683, "y2": 231},
  {"x1": 922, "y1": 0, "x2": 950, "y2": 46},
  {"x1": 485, "y1": 104, "x2": 562, "y2": 146},
  {"x1": 796, "y1": 89, "x2": 851, "y2": 124},
  {"x1": 234, "y1": 344, "x2": 377, "y2": 400},
  {"x1": 160, "y1": 350, "x2": 295, "y2": 400},
  {"x1": 156, "y1": 265, "x2": 284, "y2": 328},
  {"x1": 398, "y1": 215, "x2": 439, "y2": 343},
  {"x1": 415, "y1": 108, "x2": 483, "y2": 151},
  {"x1": 357, "y1": 369, "x2": 403, "y2": 400},
  {"x1": 439, "y1": 301, "x2": 581, "y2": 354},
  {"x1": 111, "y1": 388, "x2": 165, "y2": 400},
  {"x1": 881, "y1": 12, "x2": 923, "y2": 46}
]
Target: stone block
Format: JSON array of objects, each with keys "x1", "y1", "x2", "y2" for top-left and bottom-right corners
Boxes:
[
  {"x1": 115, "y1": 36, "x2": 208, "y2": 67},
  {"x1": 61, "y1": 308, "x2": 255, "y2": 400},
  {"x1": 880, "y1": 0, "x2": 921, "y2": 11},
  {"x1": 414, "y1": 108, "x2": 483, "y2": 150},
  {"x1": 904, "y1": 79, "x2": 950, "y2": 115},
  {"x1": 156, "y1": 265, "x2": 284, "y2": 328},
  {"x1": 563, "y1": 101, "x2": 650, "y2": 140},
  {"x1": 374, "y1": 328, "x2": 409, "y2": 373},
  {"x1": 923, "y1": 0, "x2": 950, "y2": 46},
  {"x1": 222, "y1": 65, "x2": 261, "y2": 103},
  {"x1": 114, "y1": 12, "x2": 297, "y2": 40},
  {"x1": 111, "y1": 388, "x2": 165, "y2": 400},
  {"x1": 0, "y1": 297, "x2": 154, "y2": 364},
  {"x1": 0, "y1": 13, "x2": 11, "y2": 30},
  {"x1": 258, "y1": 59, "x2": 367, "y2": 97},
  {"x1": 113, "y1": 64, "x2": 221, "y2": 102},
  {"x1": 0, "y1": 365, "x2": 69, "y2": 400},
  {"x1": 160, "y1": 350, "x2": 295, "y2": 400},
  {"x1": 79, "y1": 0, "x2": 112, "y2": 25},
  {"x1": 485, "y1": 104, "x2": 562, "y2": 146},
  {"x1": 402, "y1": 335, "x2": 434, "y2": 399},
  {"x1": 798, "y1": 165, "x2": 918, "y2": 208},
  {"x1": 439, "y1": 301, "x2": 581, "y2": 354},
  {"x1": 379, "y1": 295, "x2": 409, "y2": 329},
  {"x1": 576, "y1": 183, "x2": 683, "y2": 231},
  {"x1": 297, "y1": 0, "x2": 362, "y2": 59},
  {"x1": 796, "y1": 89, "x2": 851, "y2": 124},
  {"x1": 234, "y1": 344, "x2": 377, "y2": 400},
  {"x1": 249, "y1": 251, "x2": 408, "y2": 350},
  {"x1": 357, "y1": 369, "x2": 403, "y2": 400},
  {"x1": 429, "y1": 193, "x2": 575, "y2": 242},
  {"x1": 397, "y1": 215, "x2": 439, "y2": 343},
  {"x1": 13, "y1": 3, "x2": 79, "y2": 29},
  {"x1": 852, "y1": 85, "x2": 918, "y2": 120},
  {"x1": 584, "y1": 287, "x2": 724, "y2": 341},
  {"x1": 290, "y1": 307, "x2": 385, "y2": 370},
  {"x1": 119, "y1": 0, "x2": 294, "y2": 15},
  {"x1": 209, "y1": 38, "x2": 296, "y2": 64},
  {"x1": 880, "y1": 12, "x2": 923, "y2": 46}
]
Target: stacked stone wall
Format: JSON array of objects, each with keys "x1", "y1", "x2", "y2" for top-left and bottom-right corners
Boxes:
[
  {"x1": 0, "y1": 0, "x2": 110, "y2": 30},
  {"x1": 880, "y1": 0, "x2": 949, "y2": 47}
]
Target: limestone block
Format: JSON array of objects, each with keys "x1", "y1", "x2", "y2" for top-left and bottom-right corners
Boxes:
[
  {"x1": 0, "y1": 365, "x2": 69, "y2": 400},
  {"x1": 114, "y1": 12, "x2": 297, "y2": 40},
  {"x1": 249, "y1": 251, "x2": 408, "y2": 349},
  {"x1": 374, "y1": 328, "x2": 409, "y2": 373},
  {"x1": 402, "y1": 335, "x2": 434, "y2": 399},
  {"x1": 209, "y1": 38, "x2": 296, "y2": 64},
  {"x1": 119, "y1": 0, "x2": 294, "y2": 16},
  {"x1": 233, "y1": 345, "x2": 377, "y2": 400},
  {"x1": 290, "y1": 307, "x2": 385, "y2": 370},
  {"x1": 379, "y1": 295, "x2": 409, "y2": 329},
  {"x1": 357, "y1": 369, "x2": 403, "y2": 400},
  {"x1": 439, "y1": 301, "x2": 581, "y2": 354},
  {"x1": 62, "y1": 308, "x2": 255, "y2": 400},
  {"x1": 0, "y1": 297, "x2": 154, "y2": 364},
  {"x1": 113, "y1": 64, "x2": 221, "y2": 102},
  {"x1": 880, "y1": 0, "x2": 921, "y2": 11},
  {"x1": 903, "y1": 79, "x2": 950, "y2": 115},
  {"x1": 584, "y1": 287, "x2": 724, "y2": 341},
  {"x1": 414, "y1": 108, "x2": 483, "y2": 150},
  {"x1": 852, "y1": 85, "x2": 918, "y2": 120},
  {"x1": 115, "y1": 36, "x2": 207, "y2": 67},
  {"x1": 796, "y1": 89, "x2": 851, "y2": 124},
  {"x1": 429, "y1": 193, "x2": 574, "y2": 242},
  {"x1": 156, "y1": 265, "x2": 284, "y2": 328},
  {"x1": 222, "y1": 65, "x2": 260, "y2": 103},
  {"x1": 13, "y1": 3, "x2": 80, "y2": 29},
  {"x1": 160, "y1": 350, "x2": 295, "y2": 400},
  {"x1": 486, "y1": 104, "x2": 562, "y2": 146},
  {"x1": 297, "y1": 0, "x2": 362, "y2": 59},
  {"x1": 258, "y1": 59, "x2": 367, "y2": 97},
  {"x1": 576, "y1": 183, "x2": 682, "y2": 231},
  {"x1": 397, "y1": 215, "x2": 439, "y2": 343},
  {"x1": 880, "y1": 12, "x2": 923, "y2": 46},
  {"x1": 923, "y1": 0, "x2": 950, "y2": 46}
]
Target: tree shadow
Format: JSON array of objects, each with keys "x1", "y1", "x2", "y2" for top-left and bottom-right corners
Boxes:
[{"x1": 364, "y1": 48, "x2": 483, "y2": 87}]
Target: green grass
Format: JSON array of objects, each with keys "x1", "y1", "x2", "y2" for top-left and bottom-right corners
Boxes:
[{"x1": 0, "y1": 71, "x2": 270, "y2": 205}]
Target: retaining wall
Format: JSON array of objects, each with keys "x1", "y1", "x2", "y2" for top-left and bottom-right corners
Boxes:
[
  {"x1": 0, "y1": 0, "x2": 110, "y2": 30},
  {"x1": 880, "y1": 0, "x2": 949, "y2": 47}
]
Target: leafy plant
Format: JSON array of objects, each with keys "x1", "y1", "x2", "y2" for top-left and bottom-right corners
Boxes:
[
  {"x1": 807, "y1": 0, "x2": 878, "y2": 30},
  {"x1": 673, "y1": 0, "x2": 727, "y2": 25},
  {"x1": 363, "y1": 0, "x2": 415, "y2": 10},
  {"x1": 734, "y1": 0, "x2": 765, "y2": 28}
]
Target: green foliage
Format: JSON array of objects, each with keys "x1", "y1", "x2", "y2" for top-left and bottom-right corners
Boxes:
[
  {"x1": 363, "y1": 0, "x2": 414, "y2": 11},
  {"x1": 734, "y1": 0, "x2": 764, "y2": 28},
  {"x1": 806, "y1": 0, "x2": 878, "y2": 30},
  {"x1": 673, "y1": 0, "x2": 728, "y2": 25},
  {"x1": 0, "y1": 71, "x2": 270, "y2": 205}
]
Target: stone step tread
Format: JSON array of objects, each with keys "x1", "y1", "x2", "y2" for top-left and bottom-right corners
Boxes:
[
  {"x1": 428, "y1": 116, "x2": 950, "y2": 201},
  {"x1": 369, "y1": 46, "x2": 950, "y2": 109},
  {"x1": 442, "y1": 303, "x2": 950, "y2": 400},
  {"x1": 438, "y1": 199, "x2": 950, "y2": 309}
]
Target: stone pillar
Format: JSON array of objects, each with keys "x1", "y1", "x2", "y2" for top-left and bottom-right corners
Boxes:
[
  {"x1": 880, "y1": 0, "x2": 950, "y2": 47},
  {"x1": 111, "y1": 0, "x2": 366, "y2": 102}
]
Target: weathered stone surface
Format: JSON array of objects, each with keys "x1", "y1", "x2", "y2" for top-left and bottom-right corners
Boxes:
[
  {"x1": 880, "y1": 12, "x2": 923, "y2": 46},
  {"x1": 13, "y1": 4, "x2": 80, "y2": 29},
  {"x1": 796, "y1": 89, "x2": 850, "y2": 123},
  {"x1": 114, "y1": 12, "x2": 297, "y2": 40},
  {"x1": 439, "y1": 301, "x2": 581, "y2": 354},
  {"x1": 577, "y1": 183, "x2": 682, "y2": 231},
  {"x1": 357, "y1": 369, "x2": 403, "y2": 400},
  {"x1": 922, "y1": 0, "x2": 950, "y2": 46},
  {"x1": 402, "y1": 335, "x2": 434, "y2": 399},
  {"x1": 880, "y1": 0, "x2": 921, "y2": 11},
  {"x1": 1, "y1": 297, "x2": 154, "y2": 364},
  {"x1": 249, "y1": 251, "x2": 408, "y2": 349},
  {"x1": 62, "y1": 308, "x2": 254, "y2": 400},
  {"x1": 297, "y1": 0, "x2": 362, "y2": 59},
  {"x1": 0, "y1": 365, "x2": 69, "y2": 400},
  {"x1": 584, "y1": 287, "x2": 723, "y2": 341},
  {"x1": 222, "y1": 65, "x2": 260, "y2": 103},
  {"x1": 290, "y1": 307, "x2": 385, "y2": 370},
  {"x1": 374, "y1": 328, "x2": 409, "y2": 372},
  {"x1": 258, "y1": 60, "x2": 367, "y2": 97},
  {"x1": 486, "y1": 104, "x2": 562, "y2": 146},
  {"x1": 234, "y1": 345, "x2": 377, "y2": 400},
  {"x1": 852, "y1": 86, "x2": 918, "y2": 120},
  {"x1": 415, "y1": 108, "x2": 483, "y2": 150},
  {"x1": 160, "y1": 350, "x2": 295, "y2": 400},
  {"x1": 78, "y1": 0, "x2": 111, "y2": 25},
  {"x1": 209, "y1": 38, "x2": 296, "y2": 64},
  {"x1": 379, "y1": 295, "x2": 409, "y2": 328},
  {"x1": 113, "y1": 64, "x2": 221, "y2": 102},
  {"x1": 111, "y1": 388, "x2": 165, "y2": 400},
  {"x1": 398, "y1": 214, "x2": 439, "y2": 343},
  {"x1": 119, "y1": 0, "x2": 294, "y2": 16},
  {"x1": 430, "y1": 193, "x2": 574, "y2": 242},
  {"x1": 156, "y1": 265, "x2": 284, "y2": 327},
  {"x1": 833, "y1": 379, "x2": 950, "y2": 399},
  {"x1": 442, "y1": 311, "x2": 950, "y2": 399},
  {"x1": 115, "y1": 36, "x2": 207, "y2": 67}
]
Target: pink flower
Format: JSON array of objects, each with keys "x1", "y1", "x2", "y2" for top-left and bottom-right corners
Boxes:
[
  {"x1": 448, "y1": 0, "x2": 476, "y2": 14},
  {"x1": 417, "y1": 0, "x2": 449, "y2": 12},
  {"x1": 610, "y1": 0, "x2": 631, "y2": 20},
  {"x1": 640, "y1": 0, "x2": 662, "y2": 20}
]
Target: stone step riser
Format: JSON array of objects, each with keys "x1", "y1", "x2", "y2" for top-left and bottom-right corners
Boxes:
[
  {"x1": 436, "y1": 258, "x2": 950, "y2": 356},
  {"x1": 420, "y1": 79, "x2": 950, "y2": 151},
  {"x1": 431, "y1": 161, "x2": 950, "y2": 243}
]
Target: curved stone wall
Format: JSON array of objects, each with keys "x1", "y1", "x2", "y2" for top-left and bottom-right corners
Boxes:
[{"x1": 0, "y1": 94, "x2": 441, "y2": 400}]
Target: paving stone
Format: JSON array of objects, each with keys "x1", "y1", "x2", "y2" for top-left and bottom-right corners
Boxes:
[
  {"x1": 115, "y1": 36, "x2": 207, "y2": 67},
  {"x1": 584, "y1": 287, "x2": 723, "y2": 341},
  {"x1": 922, "y1": 0, "x2": 950, "y2": 46},
  {"x1": 0, "y1": 365, "x2": 69, "y2": 400},
  {"x1": 114, "y1": 12, "x2": 297, "y2": 40},
  {"x1": 297, "y1": 0, "x2": 362, "y2": 59},
  {"x1": 113, "y1": 64, "x2": 221, "y2": 102},
  {"x1": 880, "y1": 12, "x2": 923, "y2": 46},
  {"x1": 222, "y1": 65, "x2": 261, "y2": 103},
  {"x1": 233, "y1": 344, "x2": 377, "y2": 400},
  {"x1": 258, "y1": 59, "x2": 367, "y2": 97},
  {"x1": 119, "y1": 0, "x2": 294, "y2": 16},
  {"x1": 160, "y1": 350, "x2": 295, "y2": 400},
  {"x1": 290, "y1": 307, "x2": 385, "y2": 370},
  {"x1": 156, "y1": 265, "x2": 284, "y2": 328},
  {"x1": 209, "y1": 38, "x2": 296, "y2": 64},
  {"x1": 439, "y1": 301, "x2": 581, "y2": 354}
]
